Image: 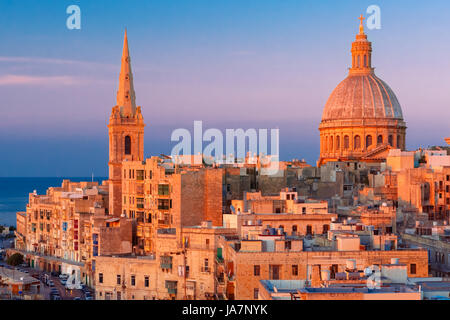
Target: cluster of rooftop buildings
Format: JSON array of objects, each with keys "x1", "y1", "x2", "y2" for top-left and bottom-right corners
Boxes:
[{"x1": 6, "y1": 25, "x2": 450, "y2": 301}]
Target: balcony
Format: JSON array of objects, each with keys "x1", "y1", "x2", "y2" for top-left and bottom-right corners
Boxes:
[
  {"x1": 158, "y1": 219, "x2": 170, "y2": 226},
  {"x1": 216, "y1": 272, "x2": 225, "y2": 284},
  {"x1": 201, "y1": 267, "x2": 210, "y2": 273}
]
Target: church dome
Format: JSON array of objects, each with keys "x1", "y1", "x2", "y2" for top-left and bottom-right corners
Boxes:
[
  {"x1": 321, "y1": 73, "x2": 404, "y2": 121},
  {"x1": 317, "y1": 15, "x2": 407, "y2": 167}
]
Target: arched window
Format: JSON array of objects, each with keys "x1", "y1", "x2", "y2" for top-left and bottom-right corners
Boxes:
[
  {"x1": 397, "y1": 135, "x2": 401, "y2": 149},
  {"x1": 344, "y1": 135, "x2": 350, "y2": 150},
  {"x1": 377, "y1": 135, "x2": 383, "y2": 145},
  {"x1": 364, "y1": 55, "x2": 367, "y2": 67},
  {"x1": 336, "y1": 136, "x2": 340, "y2": 150},
  {"x1": 125, "y1": 136, "x2": 131, "y2": 155},
  {"x1": 366, "y1": 135, "x2": 373, "y2": 148},
  {"x1": 388, "y1": 135, "x2": 393, "y2": 147},
  {"x1": 354, "y1": 135, "x2": 361, "y2": 150},
  {"x1": 357, "y1": 55, "x2": 360, "y2": 68},
  {"x1": 330, "y1": 136, "x2": 334, "y2": 151},
  {"x1": 324, "y1": 136, "x2": 328, "y2": 152}
]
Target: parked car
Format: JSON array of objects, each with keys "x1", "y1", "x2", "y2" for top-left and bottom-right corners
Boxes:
[
  {"x1": 73, "y1": 297, "x2": 81, "y2": 300},
  {"x1": 48, "y1": 280, "x2": 55, "y2": 287},
  {"x1": 52, "y1": 295, "x2": 61, "y2": 300},
  {"x1": 60, "y1": 279, "x2": 67, "y2": 285},
  {"x1": 59, "y1": 274, "x2": 69, "y2": 279},
  {"x1": 85, "y1": 296, "x2": 94, "y2": 300}
]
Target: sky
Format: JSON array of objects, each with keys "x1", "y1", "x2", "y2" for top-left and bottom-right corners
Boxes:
[{"x1": 0, "y1": 0, "x2": 450, "y2": 177}]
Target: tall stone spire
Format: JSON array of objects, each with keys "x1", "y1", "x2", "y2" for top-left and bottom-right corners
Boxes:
[
  {"x1": 349, "y1": 15, "x2": 373, "y2": 75},
  {"x1": 116, "y1": 29, "x2": 137, "y2": 117}
]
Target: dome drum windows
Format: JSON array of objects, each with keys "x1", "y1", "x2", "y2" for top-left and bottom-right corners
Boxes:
[
  {"x1": 366, "y1": 135, "x2": 373, "y2": 148},
  {"x1": 354, "y1": 135, "x2": 361, "y2": 150},
  {"x1": 388, "y1": 135, "x2": 393, "y2": 147},
  {"x1": 377, "y1": 135, "x2": 383, "y2": 145},
  {"x1": 344, "y1": 135, "x2": 350, "y2": 150}
]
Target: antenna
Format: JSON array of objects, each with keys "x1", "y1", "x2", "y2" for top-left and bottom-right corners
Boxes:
[{"x1": 91, "y1": 172, "x2": 94, "y2": 182}]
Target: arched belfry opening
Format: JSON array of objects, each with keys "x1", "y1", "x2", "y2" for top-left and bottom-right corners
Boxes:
[{"x1": 125, "y1": 135, "x2": 131, "y2": 155}]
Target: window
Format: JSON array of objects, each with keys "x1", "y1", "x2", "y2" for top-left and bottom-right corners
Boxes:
[
  {"x1": 292, "y1": 225, "x2": 298, "y2": 234},
  {"x1": 145, "y1": 276, "x2": 149, "y2": 287},
  {"x1": 254, "y1": 265, "x2": 260, "y2": 276},
  {"x1": 206, "y1": 238, "x2": 210, "y2": 249},
  {"x1": 366, "y1": 135, "x2": 372, "y2": 148},
  {"x1": 336, "y1": 136, "x2": 340, "y2": 150},
  {"x1": 329, "y1": 136, "x2": 334, "y2": 151},
  {"x1": 388, "y1": 135, "x2": 393, "y2": 147},
  {"x1": 292, "y1": 265, "x2": 298, "y2": 276},
  {"x1": 285, "y1": 241, "x2": 291, "y2": 250},
  {"x1": 344, "y1": 135, "x2": 350, "y2": 150},
  {"x1": 269, "y1": 265, "x2": 280, "y2": 280},
  {"x1": 158, "y1": 184, "x2": 170, "y2": 196},
  {"x1": 116, "y1": 292, "x2": 121, "y2": 300},
  {"x1": 254, "y1": 288, "x2": 259, "y2": 299},
  {"x1": 125, "y1": 136, "x2": 131, "y2": 155},
  {"x1": 131, "y1": 275, "x2": 136, "y2": 286},
  {"x1": 158, "y1": 199, "x2": 170, "y2": 210},
  {"x1": 410, "y1": 264, "x2": 417, "y2": 275},
  {"x1": 397, "y1": 135, "x2": 401, "y2": 149},
  {"x1": 354, "y1": 135, "x2": 361, "y2": 150},
  {"x1": 377, "y1": 135, "x2": 383, "y2": 145},
  {"x1": 117, "y1": 275, "x2": 121, "y2": 285},
  {"x1": 99, "y1": 273, "x2": 103, "y2": 284},
  {"x1": 306, "y1": 225, "x2": 312, "y2": 235}
]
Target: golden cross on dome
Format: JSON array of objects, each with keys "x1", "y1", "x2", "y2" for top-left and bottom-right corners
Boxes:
[
  {"x1": 358, "y1": 14, "x2": 365, "y2": 24},
  {"x1": 358, "y1": 14, "x2": 365, "y2": 34}
]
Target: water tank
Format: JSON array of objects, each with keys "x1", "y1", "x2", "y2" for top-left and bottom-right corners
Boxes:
[
  {"x1": 346, "y1": 259, "x2": 356, "y2": 270},
  {"x1": 321, "y1": 270, "x2": 330, "y2": 281},
  {"x1": 391, "y1": 258, "x2": 399, "y2": 265}
]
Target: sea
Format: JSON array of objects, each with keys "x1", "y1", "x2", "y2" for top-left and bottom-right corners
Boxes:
[{"x1": 0, "y1": 177, "x2": 107, "y2": 227}]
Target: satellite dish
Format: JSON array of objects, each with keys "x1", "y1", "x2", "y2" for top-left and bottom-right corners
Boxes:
[{"x1": 364, "y1": 267, "x2": 373, "y2": 276}]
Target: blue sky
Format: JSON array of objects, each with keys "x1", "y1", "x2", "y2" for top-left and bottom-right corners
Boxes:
[{"x1": 1, "y1": 0, "x2": 450, "y2": 176}]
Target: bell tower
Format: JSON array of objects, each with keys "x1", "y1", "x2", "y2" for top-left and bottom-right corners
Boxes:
[{"x1": 108, "y1": 30, "x2": 145, "y2": 216}]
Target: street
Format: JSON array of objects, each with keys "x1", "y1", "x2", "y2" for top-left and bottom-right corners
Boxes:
[{"x1": 0, "y1": 258, "x2": 93, "y2": 300}]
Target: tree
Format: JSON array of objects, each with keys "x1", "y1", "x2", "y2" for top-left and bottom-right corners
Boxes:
[
  {"x1": 9, "y1": 226, "x2": 15, "y2": 232},
  {"x1": 7, "y1": 253, "x2": 24, "y2": 266}
]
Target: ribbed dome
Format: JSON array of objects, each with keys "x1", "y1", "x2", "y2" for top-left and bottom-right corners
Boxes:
[{"x1": 321, "y1": 73, "x2": 404, "y2": 121}]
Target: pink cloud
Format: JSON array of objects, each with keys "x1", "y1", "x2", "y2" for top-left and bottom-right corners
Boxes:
[{"x1": 0, "y1": 74, "x2": 78, "y2": 86}]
